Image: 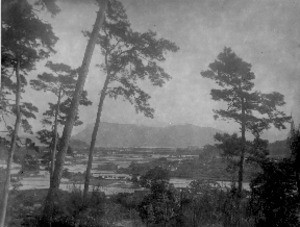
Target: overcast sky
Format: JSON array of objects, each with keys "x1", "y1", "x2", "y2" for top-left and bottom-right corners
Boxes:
[{"x1": 25, "y1": 0, "x2": 300, "y2": 141}]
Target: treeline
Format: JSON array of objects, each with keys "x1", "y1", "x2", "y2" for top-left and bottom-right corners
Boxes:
[{"x1": 119, "y1": 141, "x2": 289, "y2": 181}]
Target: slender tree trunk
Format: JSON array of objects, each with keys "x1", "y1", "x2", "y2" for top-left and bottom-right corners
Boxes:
[
  {"x1": 238, "y1": 98, "x2": 246, "y2": 197},
  {"x1": 296, "y1": 171, "x2": 300, "y2": 198},
  {"x1": 20, "y1": 144, "x2": 29, "y2": 174},
  {"x1": 0, "y1": 83, "x2": 2, "y2": 108},
  {"x1": 0, "y1": 60, "x2": 21, "y2": 227},
  {"x1": 83, "y1": 71, "x2": 110, "y2": 198},
  {"x1": 193, "y1": 208, "x2": 196, "y2": 227},
  {"x1": 50, "y1": 88, "x2": 61, "y2": 178},
  {"x1": 41, "y1": 0, "x2": 107, "y2": 223},
  {"x1": 295, "y1": 138, "x2": 300, "y2": 197},
  {"x1": 295, "y1": 154, "x2": 300, "y2": 197}
]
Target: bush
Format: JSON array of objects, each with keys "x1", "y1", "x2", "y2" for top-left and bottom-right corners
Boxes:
[
  {"x1": 53, "y1": 187, "x2": 106, "y2": 227},
  {"x1": 139, "y1": 166, "x2": 170, "y2": 188},
  {"x1": 62, "y1": 168, "x2": 72, "y2": 179},
  {"x1": 19, "y1": 188, "x2": 106, "y2": 227},
  {"x1": 23, "y1": 154, "x2": 40, "y2": 171},
  {"x1": 174, "y1": 180, "x2": 253, "y2": 227},
  {"x1": 249, "y1": 158, "x2": 299, "y2": 227},
  {"x1": 185, "y1": 180, "x2": 226, "y2": 226},
  {"x1": 138, "y1": 182, "x2": 180, "y2": 227}
]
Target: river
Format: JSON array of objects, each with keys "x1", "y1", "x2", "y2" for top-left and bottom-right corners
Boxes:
[{"x1": 1, "y1": 160, "x2": 250, "y2": 195}]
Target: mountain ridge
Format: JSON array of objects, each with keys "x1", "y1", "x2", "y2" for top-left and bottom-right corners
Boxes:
[{"x1": 72, "y1": 122, "x2": 223, "y2": 148}]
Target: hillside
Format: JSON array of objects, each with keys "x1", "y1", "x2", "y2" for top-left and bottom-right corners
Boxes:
[{"x1": 72, "y1": 122, "x2": 222, "y2": 148}]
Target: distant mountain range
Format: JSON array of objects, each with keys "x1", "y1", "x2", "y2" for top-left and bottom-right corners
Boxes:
[{"x1": 72, "y1": 122, "x2": 223, "y2": 148}]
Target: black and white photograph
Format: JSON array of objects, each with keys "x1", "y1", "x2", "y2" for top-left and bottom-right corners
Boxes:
[{"x1": 1, "y1": 0, "x2": 300, "y2": 226}]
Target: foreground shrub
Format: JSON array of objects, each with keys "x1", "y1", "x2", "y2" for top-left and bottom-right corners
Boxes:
[
  {"x1": 138, "y1": 181, "x2": 180, "y2": 227},
  {"x1": 249, "y1": 158, "x2": 299, "y2": 227},
  {"x1": 182, "y1": 180, "x2": 252, "y2": 227},
  {"x1": 21, "y1": 187, "x2": 145, "y2": 227},
  {"x1": 18, "y1": 187, "x2": 106, "y2": 227}
]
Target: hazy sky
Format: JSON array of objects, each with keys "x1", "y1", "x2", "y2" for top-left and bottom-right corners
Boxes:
[{"x1": 25, "y1": 0, "x2": 300, "y2": 140}]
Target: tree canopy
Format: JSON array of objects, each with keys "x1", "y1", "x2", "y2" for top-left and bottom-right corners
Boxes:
[
  {"x1": 91, "y1": 0, "x2": 179, "y2": 117},
  {"x1": 1, "y1": 0, "x2": 58, "y2": 134},
  {"x1": 201, "y1": 47, "x2": 290, "y2": 134},
  {"x1": 30, "y1": 61, "x2": 92, "y2": 132}
]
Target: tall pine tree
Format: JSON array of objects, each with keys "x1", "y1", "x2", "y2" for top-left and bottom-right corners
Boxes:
[
  {"x1": 201, "y1": 47, "x2": 290, "y2": 196},
  {"x1": 0, "y1": 0, "x2": 58, "y2": 226},
  {"x1": 83, "y1": 0, "x2": 179, "y2": 198},
  {"x1": 41, "y1": 0, "x2": 108, "y2": 223}
]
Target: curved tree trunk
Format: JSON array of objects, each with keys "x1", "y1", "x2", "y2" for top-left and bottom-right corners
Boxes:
[
  {"x1": 83, "y1": 72, "x2": 110, "y2": 198},
  {"x1": 238, "y1": 98, "x2": 246, "y2": 198},
  {"x1": 0, "y1": 60, "x2": 22, "y2": 227},
  {"x1": 41, "y1": 0, "x2": 107, "y2": 223},
  {"x1": 50, "y1": 88, "x2": 61, "y2": 178}
]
